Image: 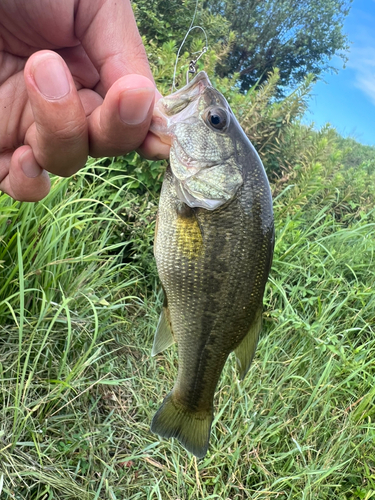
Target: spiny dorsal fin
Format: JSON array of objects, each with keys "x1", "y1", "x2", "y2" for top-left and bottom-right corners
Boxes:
[
  {"x1": 151, "y1": 306, "x2": 175, "y2": 356},
  {"x1": 234, "y1": 307, "x2": 263, "y2": 380}
]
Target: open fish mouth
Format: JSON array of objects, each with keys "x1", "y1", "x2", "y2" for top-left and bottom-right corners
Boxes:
[{"x1": 150, "y1": 72, "x2": 212, "y2": 142}]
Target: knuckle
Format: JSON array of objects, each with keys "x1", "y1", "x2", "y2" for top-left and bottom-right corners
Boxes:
[
  {"x1": 123, "y1": 34, "x2": 149, "y2": 71},
  {"x1": 36, "y1": 119, "x2": 88, "y2": 176},
  {"x1": 40, "y1": 118, "x2": 87, "y2": 144}
]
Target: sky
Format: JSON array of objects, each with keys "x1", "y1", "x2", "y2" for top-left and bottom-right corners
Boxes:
[{"x1": 306, "y1": 0, "x2": 375, "y2": 146}]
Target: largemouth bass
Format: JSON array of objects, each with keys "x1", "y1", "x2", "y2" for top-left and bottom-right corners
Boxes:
[{"x1": 150, "y1": 72, "x2": 274, "y2": 458}]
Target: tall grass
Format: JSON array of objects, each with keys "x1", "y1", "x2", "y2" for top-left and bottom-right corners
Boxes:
[{"x1": 1, "y1": 146, "x2": 375, "y2": 499}]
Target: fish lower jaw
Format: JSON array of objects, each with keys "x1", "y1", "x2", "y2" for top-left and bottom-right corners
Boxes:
[
  {"x1": 172, "y1": 141, "x2": 214, "y2": 176},
  {"x1": 174, "y1": 181, "x2": 225, "y2": 210}
]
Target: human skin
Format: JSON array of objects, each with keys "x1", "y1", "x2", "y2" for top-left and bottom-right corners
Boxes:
[{"x1": 0, "y1": 0, "x2": 170, "y2": 202}]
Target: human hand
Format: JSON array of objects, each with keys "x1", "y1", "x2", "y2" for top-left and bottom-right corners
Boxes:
[{"x1": 0, "y1": 0, "x2": 170, "y2": 202}]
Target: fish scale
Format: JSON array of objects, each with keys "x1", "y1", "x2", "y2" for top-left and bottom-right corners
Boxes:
[{"x1": 150, "y1": 71, "x2": 274, "y2": 458}]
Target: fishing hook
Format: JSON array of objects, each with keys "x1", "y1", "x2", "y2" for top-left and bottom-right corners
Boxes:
[
  {"x1": 172, "y1": 0, "x2": 209, "y2": 91},
  {"x1": 186, "y1": 45, "x2": 208, "y2": 84}
]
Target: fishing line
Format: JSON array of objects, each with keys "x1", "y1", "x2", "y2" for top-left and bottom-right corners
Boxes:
[{"x1": 172, "y1": 0, "x2": 208, "y2": 91}]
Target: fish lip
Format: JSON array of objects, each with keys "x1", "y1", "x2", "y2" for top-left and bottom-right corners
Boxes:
[
  {"x1": 150, "y1": 110, "x2": 172, "y2": 145},
  {"x1": 150, "y1": 106, "x2": 172, "y2": 144}
]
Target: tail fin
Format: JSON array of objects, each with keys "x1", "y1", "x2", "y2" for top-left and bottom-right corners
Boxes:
[{"x1": 151, "y1": 391, "x2": 213, "y2": 459}]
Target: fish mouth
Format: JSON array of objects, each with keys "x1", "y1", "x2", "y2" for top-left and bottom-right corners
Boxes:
[{"x1": 150, "y1": 72, "x2": 212, "y2": 142}]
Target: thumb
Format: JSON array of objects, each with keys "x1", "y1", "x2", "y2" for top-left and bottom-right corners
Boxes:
[{"x1": 0, "y1": 146, "x2": 50, "y2": 202}]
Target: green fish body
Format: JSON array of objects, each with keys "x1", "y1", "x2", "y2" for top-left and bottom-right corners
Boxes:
[{"x1": 150, "y1": 72, "x2": 274, "y2": 458}]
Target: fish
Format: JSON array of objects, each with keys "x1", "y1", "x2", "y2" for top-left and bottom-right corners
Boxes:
[{"x1": 149, "y1": 71, "x2": 274, "y2": 458}]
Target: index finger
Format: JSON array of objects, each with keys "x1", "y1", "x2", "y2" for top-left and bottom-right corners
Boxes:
[{"x1": 74, "y1": 0, "x2": 154, "y2": 93}]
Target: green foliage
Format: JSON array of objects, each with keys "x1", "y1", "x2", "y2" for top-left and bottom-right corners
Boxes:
[
  {"x1": 1, "y1": 140, "x2": 375, "y2": 498},
  {"x1": 1, "y1": 6, "x2": 374, "y2": 498},
  {"x1": 133, "y1": 0, "x2": 230, "y2": 53},
  {"x1": 145, "y1": 30, "x2": 235, "y2": 93},
  {"x1": 271, "y1": 124, "x2": 375, "y2": 223},
  {"x1": 334, "y1": 133, "x2": 375, "y2": 170},
  {"x1": 221, "y1": 69, "x2": 315, "y2": 174},
  {"x1": 114, "y1": 153, "x2": 166, "y2": 194},
  {"x1": 0, "y1": 162, "x2": 160, "y2": 344}
]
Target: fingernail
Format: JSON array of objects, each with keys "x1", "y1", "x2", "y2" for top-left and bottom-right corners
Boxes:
[
  {"x1": 20, "y1": 150, "x2": 43, "y2": 178},
  {"x1": 119, "y1": 87, "x2": 154, "y2": 125},
  {"x1": 32, "y1": 54, "x2": 70, "y2": 99}
]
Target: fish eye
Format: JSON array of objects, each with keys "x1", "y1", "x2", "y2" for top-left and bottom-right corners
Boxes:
[{"x1": 206, "y1": 108, "x2": 228, "y2": 131}]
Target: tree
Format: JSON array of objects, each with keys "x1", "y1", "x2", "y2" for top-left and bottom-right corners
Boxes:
[
  {"x1": 133, "y1": 0, "x2": 229, "y2": 52},
  {"x1": 133, "y1": 0, "x2": 352, "y2": 94},
  {"x1": 203, "y1": 0, "x2": 352, "y2": 92},
  {"x1": 334, "y1": 133, "x2": 375, "y2": 170}
]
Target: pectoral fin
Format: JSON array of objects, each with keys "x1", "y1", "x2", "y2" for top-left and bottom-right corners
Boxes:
[
  {"x1": 152, "y1": 306, "x2": 175, "y2": 356},
  {"x1": 235, "y1": 307, "x2": 263, "y2": 380}
]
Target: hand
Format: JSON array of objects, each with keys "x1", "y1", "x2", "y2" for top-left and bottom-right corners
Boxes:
[{"x1": 0, "y1": 0, "x2": 170, "y2": 202}]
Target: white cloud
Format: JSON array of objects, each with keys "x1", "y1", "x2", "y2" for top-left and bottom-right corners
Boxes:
[
  {"x1": 348, "y1": 46, "x2": 375, "y2": 105},
  {"x1": 346, "y1": 23, "x2": 375, "y2": 105},
  {"x1": 355, "y1": 72, "x2": 375, "y2": 105}
]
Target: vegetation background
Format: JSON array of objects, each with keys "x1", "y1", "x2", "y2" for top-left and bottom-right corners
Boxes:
[{"x1": 1, "y1": 0, "x2": 375, "y2": 498}]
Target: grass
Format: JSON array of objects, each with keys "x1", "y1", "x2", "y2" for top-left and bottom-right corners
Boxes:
[{"x1": 1, "y1": 155, "x2": 375, "y2": 500}]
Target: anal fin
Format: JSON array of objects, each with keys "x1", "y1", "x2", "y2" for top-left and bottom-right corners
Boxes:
[
  {"x1": 152, "y1": 306, "x2": 175, "y2": 356},
  {"x1": 235, "y1": 307, "x2": 263, "y2": 380}
]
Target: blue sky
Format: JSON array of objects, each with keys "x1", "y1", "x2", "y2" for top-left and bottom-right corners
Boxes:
[{"x1": 306, "y1": 0, "x2": 375, "y2": 146}]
